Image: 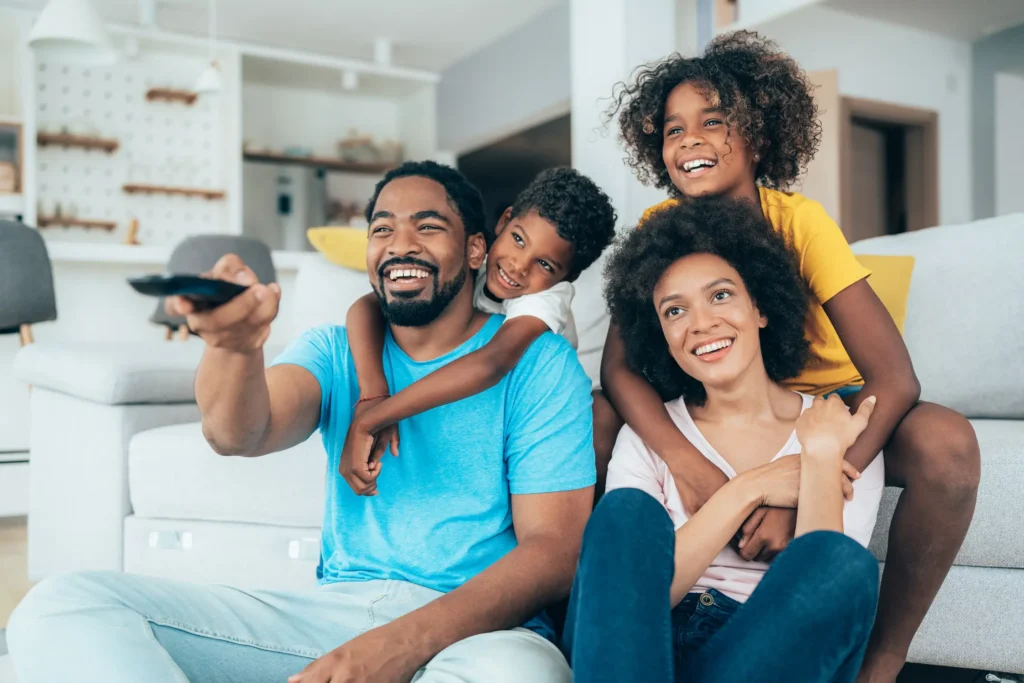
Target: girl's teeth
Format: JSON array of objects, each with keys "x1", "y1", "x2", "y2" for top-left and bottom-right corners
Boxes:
[{"x1": 695, "y1": 339, "x2": 733, "y2": 356}]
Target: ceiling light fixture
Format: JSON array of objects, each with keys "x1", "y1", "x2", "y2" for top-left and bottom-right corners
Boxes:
[
  {"x1": 28, "y1": 0, "x2": 117, "y2": 65},
  {"x1": 193, "y1": 0, "x2": 222, "y2": 95}
]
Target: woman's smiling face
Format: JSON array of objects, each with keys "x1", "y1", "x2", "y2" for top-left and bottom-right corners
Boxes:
[{"x1": 653, "y1": 252, "x2": 767, "y2": 393}]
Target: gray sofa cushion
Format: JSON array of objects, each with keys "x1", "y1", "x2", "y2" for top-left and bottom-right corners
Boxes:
[
  {"x1": 13, "y1": 341, "x2": 284, "y2": 405},
  {"x1": 869, "y1": 419, "x2": 1024, "y2": 569},
  {"x1": 852, "y1": 213, "x2": 1024, "y2": 419}
]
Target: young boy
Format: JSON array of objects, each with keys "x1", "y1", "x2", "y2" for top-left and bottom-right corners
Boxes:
[{"x1": 341, "y1": 166, "x2": 617, "y2": 495}]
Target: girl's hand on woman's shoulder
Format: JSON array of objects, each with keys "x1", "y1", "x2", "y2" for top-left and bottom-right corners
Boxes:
[{"x1": 796, "y1": 394, "x2": 877, "y2": 461}]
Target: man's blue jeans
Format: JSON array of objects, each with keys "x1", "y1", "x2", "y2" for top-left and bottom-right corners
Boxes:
[{"x1": 562, "y1": 488, "x2": 879, "y2": 682}]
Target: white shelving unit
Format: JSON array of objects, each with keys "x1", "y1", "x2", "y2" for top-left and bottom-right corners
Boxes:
[{"x1": 2, "y1": 9, "x2": 442, "y2": 257}]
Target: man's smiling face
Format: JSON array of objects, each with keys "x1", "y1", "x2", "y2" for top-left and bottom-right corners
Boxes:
[{"x1": 365, "y1": 176, "x2": 485, "y2": 327}]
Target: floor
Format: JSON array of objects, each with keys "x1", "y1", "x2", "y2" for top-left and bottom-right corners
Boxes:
[
  {"x1": 0, "y1": 518, "x2": 29, "y2": 630},
  {"x1": 0, "y1": 518, "x2": 1009, "y2": 681}
]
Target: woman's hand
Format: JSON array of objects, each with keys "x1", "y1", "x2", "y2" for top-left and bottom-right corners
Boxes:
[
  {"x1": 796, "y1": 394, "x2": 877, "y2": 460},
  {"x1": 737, "y1": 455, "x2": 861, "y2": 510}
]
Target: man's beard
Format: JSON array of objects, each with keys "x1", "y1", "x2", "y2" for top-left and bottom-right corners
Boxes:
[{"x1": 374, "y1": 258, "x2": 467, "y2": 327}]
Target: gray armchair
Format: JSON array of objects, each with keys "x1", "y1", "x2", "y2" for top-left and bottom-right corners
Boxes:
[
  {"x1": 0, "y1": 220, "x2": 57, "y2": 345},
  {"x1": 151, "y1": 235, "x2": 277, "y2": 339}
]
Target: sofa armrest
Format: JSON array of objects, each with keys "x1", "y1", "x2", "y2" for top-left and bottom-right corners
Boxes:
[{"x1": 14, "y1": 341, "x2": 286, "y2": 406}]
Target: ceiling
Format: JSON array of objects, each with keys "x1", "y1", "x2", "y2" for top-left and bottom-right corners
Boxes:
[
  {"x1": 2, "y1": 0, "x2": 563, "y2": 71},
  {"x1": 824, "y1": 0, "x2": 1024, "y2": 42}
]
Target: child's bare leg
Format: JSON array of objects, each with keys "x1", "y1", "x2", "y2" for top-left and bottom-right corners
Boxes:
[
  {"x1": 592, "y1": 390, "x2": 625, "y2": 505},
  {"x1": 856, "y1": 402, "x2": 980, "y2": 683}
]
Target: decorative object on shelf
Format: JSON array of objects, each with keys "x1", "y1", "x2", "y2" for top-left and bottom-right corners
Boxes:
[
  {"x1": 307, "y1": 226, "x2": 369, "y2": 272},
  {"x1": 0, "y1": 163, "x2": 16, "y2": 193},
  {"x1": 326, "y1": 199, "x2": 364, "y2": 226},
  {"x1": 243, "y1": 151, "x2": 392, "y2": 174},
  {"x1": 337, "y1": 130, "x2": 404, "y2": 166},
  {"x1": 124, "y1": 218, "x2": 141, "y2": 245},
  {"x1": 283, "y1": 146, "x2": 314, "y2": 158},
  {"x1": 37, "y1": 132, "x2": 119, "y2": 153},
  {"x1": 338, "y1": 130, "x2": 377, "y2": 164},
  {"x1": 0, "y1": 121, "x2": 23, "y2": 194},
  {"x1": 145, "y1": 88, "x2": 199, "y2": 106},
  {"x1": 37, "y1": 215, "x2": 117, "y2": 231},
  {"x1": 28, "y1": 0, "x2": 117, "y2": 65},
  {"x1": 123, "y1": 183, "x2": 226, "y2": 200},
  {"x1": 193, "y1": 0, "x2": 222, "y2": 95}
]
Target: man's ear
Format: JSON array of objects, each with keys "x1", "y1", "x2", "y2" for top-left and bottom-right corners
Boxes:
[
  {"x1": 467, "y1": 233, "x2": 487, "y2": 272},
  {"x1": 494, "y1": 207, "x2": 513, "y2": 238}
]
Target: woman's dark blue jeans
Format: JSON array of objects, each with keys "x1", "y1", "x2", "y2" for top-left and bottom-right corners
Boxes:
[{"x1": 562, "y1": 488, "x2": 880, "y2": 682}]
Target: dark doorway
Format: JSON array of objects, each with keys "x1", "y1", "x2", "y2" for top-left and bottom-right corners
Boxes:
[{"x1": 457, "y1": 114, "x2": 571, "y2": 231}]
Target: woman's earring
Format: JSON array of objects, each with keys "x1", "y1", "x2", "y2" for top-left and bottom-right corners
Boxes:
[
  {"x1": 642, "y1": 116, "x2": 655, "y2": 135},
  {"x1": 754, "y1": 153, "x2": 761, "y2": 162}
]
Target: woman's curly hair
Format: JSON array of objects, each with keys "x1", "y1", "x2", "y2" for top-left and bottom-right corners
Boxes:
[
  {"x1": 606, "y1": 30, "x2": 821, "y2": 194},
  {"x1": 604, "y1": 196, "x2": 811, "y2": 404}
]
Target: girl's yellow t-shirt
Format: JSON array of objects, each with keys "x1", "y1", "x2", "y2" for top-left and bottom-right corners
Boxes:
[{"x1": 640, "y1": 187, "x2": 870, "y2": 396}]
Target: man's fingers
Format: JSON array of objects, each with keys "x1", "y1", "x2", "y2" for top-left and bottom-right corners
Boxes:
[
  {"x1": 842, "y1": 460, "x2": 861, "y2": 480},
  {"x1": 164, "y1": 295, "x2": 193, "y2": 317},
  {"x1": 842, "y1": 475, "x2": 854, "y2": 501},
  {"x1": 390, "y1": 428, "x2": 400, "y2": 458},
  {"x1": 739, "y1": 531, "x2": 766, "y2": 562},
  {"x1": 208, "y1": 253, "x2": 256, "y2": 283},
  {"x1": 189, "y1": 285, "x2": 264, "y2": 334},
  {"x1": 738, "y1": 507, "x2": 768, "y2": 548}
]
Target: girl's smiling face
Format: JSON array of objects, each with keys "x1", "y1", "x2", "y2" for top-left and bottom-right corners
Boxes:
[{"x1": 661, "y1": 82, "x2": 759, "y2": 202}]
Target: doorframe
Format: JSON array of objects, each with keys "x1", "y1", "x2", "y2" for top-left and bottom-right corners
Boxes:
[{"x1": 840, "y1": 97, "x2": 939, "y2": 234}]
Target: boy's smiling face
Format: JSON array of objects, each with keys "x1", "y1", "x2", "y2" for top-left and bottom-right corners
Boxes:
[
  {"x1": 485, "y1": 209, "x2": 575, "y2": 300},
  {"x1": 661, "y1": 82, "x2": 759, "y2": 202}
]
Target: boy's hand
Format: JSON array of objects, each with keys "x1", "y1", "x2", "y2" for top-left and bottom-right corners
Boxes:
[{"x1": 340, "y1": 398, "x2": 399, "y2": 496}]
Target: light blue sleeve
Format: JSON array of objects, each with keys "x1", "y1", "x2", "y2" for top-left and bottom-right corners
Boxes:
[
  {"x1": 503, "y1": 335, "x2": 596, "y2": 495},
  {"x1": 269, "y1": 324, "x2": 346, "y2": 434}
]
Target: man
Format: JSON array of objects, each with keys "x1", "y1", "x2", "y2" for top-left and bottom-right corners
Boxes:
[{"x1": 8, "y1": 161, "x2": 596, "y2": 683}]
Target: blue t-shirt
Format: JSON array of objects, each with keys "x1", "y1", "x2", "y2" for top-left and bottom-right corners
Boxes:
[{"x1": 271, "y1": 314, "x2": 596, "y2": 637}]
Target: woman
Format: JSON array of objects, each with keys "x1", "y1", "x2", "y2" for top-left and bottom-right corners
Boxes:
[{"x1": 563, "y1": 196, "x2": 885, "y2": 682}]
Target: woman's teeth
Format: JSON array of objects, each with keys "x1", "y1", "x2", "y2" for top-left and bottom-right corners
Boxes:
[
  {"x1": 683, "y1": 159, "x2": 717, "y2": 172},
  {"x1": 388, "y1": 269, "x2": 430, "y2": 281},
  {"x1": 694, "y1": 339, "x2": 733, "y2": 356}
]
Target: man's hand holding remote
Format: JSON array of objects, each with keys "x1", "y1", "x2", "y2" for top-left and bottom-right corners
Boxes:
[{"x1": 164, "y1": 253, "x2": 281, "y2": 353}]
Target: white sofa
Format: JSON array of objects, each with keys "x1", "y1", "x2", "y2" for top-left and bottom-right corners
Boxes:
[{"x1": 12, "y1": 213, "x2": 1024, "y2": 674}]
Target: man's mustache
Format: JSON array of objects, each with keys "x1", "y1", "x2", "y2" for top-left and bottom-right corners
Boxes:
[{"x1": 377, "y1": 257, "x2": 439, "y2": 279}]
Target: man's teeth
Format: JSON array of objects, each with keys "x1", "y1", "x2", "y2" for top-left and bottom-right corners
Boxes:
[
  {"x1": 683, "y1": 159, "x2": 716, "y2": 172},
  {"x1": 694, "y1": 339, "x2": 733, "y2": 356},
  {"x1": 388, "y1": 269, "x2": 430, "y2": 281}
]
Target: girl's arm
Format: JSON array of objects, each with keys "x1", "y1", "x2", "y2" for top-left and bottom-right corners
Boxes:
[
  {"x1": 823, "y1": 280, "x2": 921, "y2": 472},
  {"x1": 601, "y1": 321, "x2": 729, "y2": 513},
  {"x1": 355, "y1": 316, "x2": 550, "y2": 434},
  {"x1": 346, "y1": 293, "x2": 391, "y2": 399}
]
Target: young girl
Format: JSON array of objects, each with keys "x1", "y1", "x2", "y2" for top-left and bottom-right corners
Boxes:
[
  {"x1": 566, "y1": 195, "x2": 882, "y2": 683},
  {"x1": 598, "y1": 30, "x2": 980, "y2": 683}
]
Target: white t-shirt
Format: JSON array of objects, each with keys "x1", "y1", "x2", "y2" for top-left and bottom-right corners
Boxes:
[
  {"x1": 606, "y1": 392, "x2": 884, "y2": 603},
  {"x1": 472, "y1": 258, "x2": 579, "y2": 349}
]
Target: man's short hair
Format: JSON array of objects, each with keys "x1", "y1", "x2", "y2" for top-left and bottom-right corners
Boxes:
[{"x1": 365, "y1": 160, "x2": 487, "y2": 242}]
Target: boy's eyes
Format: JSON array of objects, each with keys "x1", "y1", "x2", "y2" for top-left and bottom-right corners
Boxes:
[
  {"x1": 538, "y1": 260, "x2": 554, "y2": 273},
  {"x1": 704, "y1": 119, "x2": 722, "y2": 127},
  {"x1": 665, "y1": 126, "x2": 682, "y2": 137},
  {"x1": 371, "y1": 225, "x2": 391, "y2": 235},
  {"x1": 512, "y1": 232, "x2": 525, "y2": 245}
]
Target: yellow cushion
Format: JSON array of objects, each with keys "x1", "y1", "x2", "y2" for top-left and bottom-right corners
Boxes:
[
  {"x1": 307, "y1": 226, "x2": 369, "y2": 272},
  {"x1": 855, "y1": 254, "x2": 915, "y2": 334}
]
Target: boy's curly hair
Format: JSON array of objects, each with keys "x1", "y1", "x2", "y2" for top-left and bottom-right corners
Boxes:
[
  {"x1": 606, "y1": 30, "x2": 821, "y2": 194},
  {"x1": 510, "y1": 167, "x2": 618, "y2": 280},
  {"x1": 604, "y1": 196, "x2": 811, "y2": 404}
]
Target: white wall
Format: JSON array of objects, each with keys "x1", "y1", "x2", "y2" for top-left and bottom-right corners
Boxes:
[
  {"x1": 437, "y1": 2, "x2": 570, "y2": 154},
  {"x1": 755, "y1": 5, "x2": 973, "y2": 227},
  {"x1": 0, "y1": 8, "x2": 24, "y2": 118},
  {"x1": 995, "y1": 71, "x2": 1024, "y2": 217}
]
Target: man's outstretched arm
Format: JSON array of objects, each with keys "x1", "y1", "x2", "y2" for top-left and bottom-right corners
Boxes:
[
  {"x1": 167, "y1": 253, "x2": 322, "y2": 457},
  {"x1": 290, "y1": 487, "x2": 593, "y2": 682}
]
